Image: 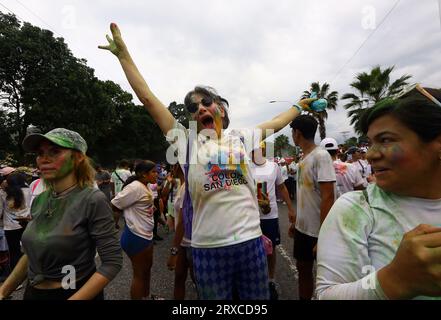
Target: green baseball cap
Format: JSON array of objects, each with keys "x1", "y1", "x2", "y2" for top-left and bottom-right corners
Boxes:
[{"x1": 22, "y1": 128, "x2": 88, "y2": 154}]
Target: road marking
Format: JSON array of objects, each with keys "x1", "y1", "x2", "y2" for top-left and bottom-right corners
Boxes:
[{"x1": 276, "y1": 244, "x2": 298, "y2": 280}]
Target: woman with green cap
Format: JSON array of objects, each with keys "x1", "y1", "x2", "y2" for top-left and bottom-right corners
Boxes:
[{"x1": 0, "y1": 128, "x2": 122, "y2": 300}]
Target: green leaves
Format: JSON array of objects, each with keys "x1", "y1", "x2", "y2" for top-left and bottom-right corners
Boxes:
[
  {"x1": 342, "y1": 65, "x2": 412, "y2": 134},
  {"x1": 0, "y1": 12, "x2": 168, "y2": 166},
  {"x1": 301, "y1": 81, "x2": 339, "y2": 140}
]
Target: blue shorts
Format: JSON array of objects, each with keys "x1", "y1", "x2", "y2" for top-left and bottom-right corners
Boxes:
[
  {"x1": 260, "y1": 218, "x2": 281, "y2": 248},
  {"x1": 192, "y1": 237, "x2": 269, "y2": 300},
  {"x1": 120, "y1": 225, "x2": 152, "y2": 257}
]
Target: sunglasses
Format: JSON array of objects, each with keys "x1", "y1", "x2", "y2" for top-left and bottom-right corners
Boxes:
[
  {"x1": 393, "y1": 83, "x2": 441, "y2": 107},
  {"x1": 186, "y1": 96, "x2": 214, "y2": 113}
]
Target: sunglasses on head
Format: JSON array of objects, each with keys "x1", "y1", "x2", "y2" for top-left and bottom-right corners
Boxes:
[
  {"x1": 393, "y1": 83, "x2": 441, "y2": 107},
  {"x1": 186, "y1": 96, "x2": 214, "y2": 113}
]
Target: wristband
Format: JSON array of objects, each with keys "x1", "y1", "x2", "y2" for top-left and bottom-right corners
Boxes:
[
  {"x1": 170, "y1": 247, "x2": 179, "y2": 256},
  {"x1": 292, "y1": 104, "x2": 302, "y2": 113}
]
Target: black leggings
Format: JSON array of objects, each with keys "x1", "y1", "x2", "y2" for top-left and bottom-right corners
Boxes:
[{"x1": 4, "y1": 228, "x2": 24, "y2": 271}]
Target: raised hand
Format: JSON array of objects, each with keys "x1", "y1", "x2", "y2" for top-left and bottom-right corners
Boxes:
[
  {"x1": 98, "y1": 23, "x2": 128, "y2": 59},
  {"x1": 297, "y1": 97, "x2": 327, "y2": 113}
]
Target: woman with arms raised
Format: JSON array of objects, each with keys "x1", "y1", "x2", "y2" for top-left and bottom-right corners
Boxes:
[{"x1": 99, "y1": 23, "x2": 323, "y2": 300}]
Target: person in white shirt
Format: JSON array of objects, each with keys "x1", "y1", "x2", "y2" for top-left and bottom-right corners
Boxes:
[
  {"x1": 111, "y1": 159, "x2": 132, "y2": 197},
  {"x1": 0, "y1": 172, "x2": 31, "y2": 272},
  {"x1": 111, "y1": 160, "x2": 132, "y2": 229},
  {"x1": 251, "y1": 142, "x2": 295, "y2": 300},
  {"x1": 289, "y1": 115, "x2": 336, "y2": 300},
  {"x1": 360, "y1": 147, "x2": 375, "y2": 183},
  {"x1": 320, "y1": 137, "x2": 365, "y2": 198},
  {"x1": 316, "y1": 85, "x2": 441, "y2": 300},
  {"x1": 99, "y1": 22, "x2": 325, "y2": 299},
  {"x1": 347, "y1": 146, "x2": 370, "y2": 187},
  {"x1": 166, "y1": 165, "x2": 196, "y2": 300},
  {"x1": 111, "y1": 160, "x2": 159, "y2": 300},
  {"x1": 287, "y1": 159, "x2": 298, "y2": 200}
]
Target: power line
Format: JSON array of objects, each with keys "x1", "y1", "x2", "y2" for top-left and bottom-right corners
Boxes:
[
  {"x1": 0, "y1": 1, "x2": 26, "y2": 22},
  {"x1": 15, "y1": 0, "x2": 61, "y2": 38},
  {"x1": 331, "y1": 0, "x2": 401, "y2": 82},
  {"x1": 2, "y1": 1, "x2": 105, "y2": 70}
]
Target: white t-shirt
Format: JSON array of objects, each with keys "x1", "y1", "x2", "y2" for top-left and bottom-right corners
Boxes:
[
  {"x1": 353, "y1": 159, "x2": 371, "y2": 187},
  {"x1": 111, "y1": 168, "x2": 132, "y2": 196},
  {"x1": 280, "y1": 165, "x2": 289, "y2": 181},
  {"x1": 288, "y1": 162, "x2": 297, "y2": 179},
  {"x1": 316, "y1": 184, "x2": 441, "y2": 300},
  {"x1": 166, "y1": 120, "x2": 262, "y2": 248},
  {"x1": 174, "y1": 184, "x2": 191, "y2": 247},
  {"x1": 250, "y1": 160, "x2": 285, "y2": 220},
  {"x1": 1, "y1": 188, "x2": 31, "y2": 231},
  {"x1": 296, "y1": 146, "x2": 336, "y2": 237},
  {"x1": 333, "y1": 160, "x2": 365, "y2": 198},
  {"x1": 111, "y1": 180, "x2": 154, "y2": 240},
  {"x1": 164, "y1": 179, "x2": 181, "y2": 218},
  {"x1": 28, "y1": 178, "x2": 46, "y2": 208}
]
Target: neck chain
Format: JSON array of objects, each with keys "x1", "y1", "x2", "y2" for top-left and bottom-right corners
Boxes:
[
  {"x1": 46, "y1": 183, "x2": 77, "y2": 218},
  {"x1": 51, "y1": 183, "x2": 78, "y2": 197}
]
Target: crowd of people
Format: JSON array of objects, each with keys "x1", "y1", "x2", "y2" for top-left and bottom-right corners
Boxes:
[{"x1": 0, "y1": 22, "x2": 440, "y2": 301}]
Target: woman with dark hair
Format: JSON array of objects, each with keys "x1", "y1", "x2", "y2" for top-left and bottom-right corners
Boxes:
[
  {"x1": 99, "y1": 23, "x2": 322, "y2": 300},
  {"x1": 316, "y1": 85, "x2": 441, "y2": 299},
  {"x1": 0, "y1": 172, "x2": 31, "y2": 272},
  {"x1": 166, "y1": 164, "x2": 196, "y2": 299},
  {"x1": 111, "y1": 160, "x2": 159, "y2": 300},
  {"x1": 0, "y1": 128, "x2": 122, "y2": 300}
]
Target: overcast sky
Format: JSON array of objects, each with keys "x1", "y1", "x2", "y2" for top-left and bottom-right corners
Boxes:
[{"x1": 2, "y1": 0, "x2": 440, "y2": 144}]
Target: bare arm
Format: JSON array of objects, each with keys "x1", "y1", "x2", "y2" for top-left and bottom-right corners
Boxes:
[
  {"x1": 319, "y1": 182, "x2": 335, "y2": 226},
  {"x1": 0, "y1": 255, "x2": 28, "y2": 299},
  {"x1": 99, "y1": 23, "x2": 175, "y2": 135},
  {"x1": 256, "y1": 98, "x2": 317, "y2": 139},
  {"x1": 68, "y1": 273, "x2": 110, "y2": 300},
  {"x1": 167, "y1": 208, "x2": 185, "y2": 270},
  {"x1": 277, "y1": 183, "x2": 296, "y2": 223}
]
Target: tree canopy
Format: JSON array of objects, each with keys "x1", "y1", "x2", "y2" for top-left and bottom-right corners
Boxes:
[{"x1": 0, "y1": 12, "x2": 168, "y2": 167}]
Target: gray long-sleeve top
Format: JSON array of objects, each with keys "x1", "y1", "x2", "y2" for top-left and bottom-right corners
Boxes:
[{"x1": 22, "y1": 186, "x2": 122, "y2": 286}]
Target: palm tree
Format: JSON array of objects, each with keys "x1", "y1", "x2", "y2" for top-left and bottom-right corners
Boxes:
[
  {"x1": 342, "y1": 65, "x2": 411, "y2": 134},
  {"x1": 301, "y1": 82, "x2": 338, "y2": 140},
  {"x1": 274, "y1": 134, "x2": 290, "y2": 157}
]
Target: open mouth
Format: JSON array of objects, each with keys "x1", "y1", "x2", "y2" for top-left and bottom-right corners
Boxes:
[{"x1": 200, "y1": 115, "x2": 215, "y2": 129}]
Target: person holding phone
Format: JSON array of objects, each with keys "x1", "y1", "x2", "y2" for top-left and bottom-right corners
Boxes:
[
  {"x1": 316, "y1": 85, "x2": 441, "y2": 299},
  {"x1": 251, "y1": 142, "x2": 296, "y2": 300}
]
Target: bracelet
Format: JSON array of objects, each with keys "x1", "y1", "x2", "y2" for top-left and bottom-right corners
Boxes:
[{"x1": 292, "y1": 104, "x2": 302, "y2": 113}]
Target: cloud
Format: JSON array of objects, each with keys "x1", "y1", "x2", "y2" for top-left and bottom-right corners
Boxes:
[{"x1": 3, "y1": 0, "x2": 440, "y2": 145}]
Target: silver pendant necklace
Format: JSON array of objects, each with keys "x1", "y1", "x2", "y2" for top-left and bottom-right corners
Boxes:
[{"x1": 46, "y1": 184, "x2": 77, "y2": 218}]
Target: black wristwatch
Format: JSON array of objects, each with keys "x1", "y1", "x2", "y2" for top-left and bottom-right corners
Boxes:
[{"x1": 170, "y1": 247, "x2": 179, "y2": 256}]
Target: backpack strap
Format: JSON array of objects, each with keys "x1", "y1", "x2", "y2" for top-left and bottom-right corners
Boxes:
[
  {"x1": 183, "y1": 137, "x2": 194, "y2": 241},
  {"x1": 113, "y1": 170, "x2": 125, "y2": 184}
]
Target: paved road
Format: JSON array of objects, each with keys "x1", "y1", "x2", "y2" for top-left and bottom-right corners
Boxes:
[{"x1": 10, "y1": 200, "x2": 300, "y2": 300}]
